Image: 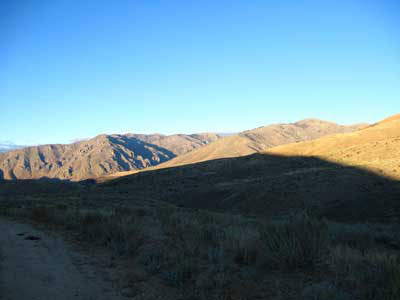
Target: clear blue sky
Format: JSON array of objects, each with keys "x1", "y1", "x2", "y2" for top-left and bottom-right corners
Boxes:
[{"x1": 1, "y1": 0, "x2": 399, "y2": 145}]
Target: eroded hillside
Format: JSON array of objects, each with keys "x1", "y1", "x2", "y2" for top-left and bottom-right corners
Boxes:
[{"x1": 0, "y1": 133, "x2": 220, "y2": 181}]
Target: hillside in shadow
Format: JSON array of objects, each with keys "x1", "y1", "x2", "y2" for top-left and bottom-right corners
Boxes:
[
  {"x1": 1, "y1": 151, "x2": 399, "y2": 224},
  {"x1": 2, "y1": 151, "x2": 400, "y2": 300},
  {"x1": 0, "y1": 177, "x2": 88, "y2": 197},
  {"x1": 100, "y1": 152, "x2": 400, "y2": 223}
]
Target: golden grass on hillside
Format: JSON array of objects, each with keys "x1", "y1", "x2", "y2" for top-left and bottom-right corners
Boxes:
[{"x1": 266, "y1": 115, "x2": 400, "y2": 180}]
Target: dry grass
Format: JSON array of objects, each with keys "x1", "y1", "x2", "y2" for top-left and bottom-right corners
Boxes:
[
  {"x1": 329, "y1": 245, "x2": 400, "y2": 299},
  {"x1": 1, "y1": 200, "x2": 398, "y2": 299},
  {"x1": 266, "y1": 115, "x2": 400, "y2": 180},
  {"x1": 261, "y1": 213, "x2": 329, "y2": 270}
]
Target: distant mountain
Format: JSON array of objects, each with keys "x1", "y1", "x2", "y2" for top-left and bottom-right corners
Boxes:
[
  {"x1": 0, "y1": 142, "x2": 25, "y2": 153},
  {"x1": 0, "y1": 119, "x2": 368, "y2": 181},
  {"x1": 100, "y1": 115, "x2": 399, "y2": 222},
  {"x1": 135, "y1": 119, "x2": 367, "y2": 171},
  {"x1": 0, "y1": 133, "x2": 220, "y2": 181}
]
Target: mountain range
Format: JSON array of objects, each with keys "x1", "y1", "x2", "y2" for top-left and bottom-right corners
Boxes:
[
  {"x1": 0, "y1": 119, "x2": 366, "y2": 181},
  {"x1": 0, "y1": 133, "x2": 220, "y2": 181},
  {"x1": 100, "y1": 114, "x2": 400, "y2": 222},
  {"x1": 108, "y1": 118, "x2": 367, "y2": 178}
]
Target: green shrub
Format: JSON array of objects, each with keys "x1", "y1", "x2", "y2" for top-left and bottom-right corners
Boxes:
[
  {"x1": 329, "y1": 245, "x2": 400, "y2": 299},
  {"x1": 161, "y1": 259, "x2": 198, "y2": 288},
  {"x1": 223, "y1": 226, "x2": 260, "y2": 265},
  {"x1": 261, "y1": 213, "x2": 329, "y2": 270},
  {"x1": 25, "y1": 207, "x2": 147, "y2": 256},
  {"x1": 139, "y1": 248, "x2": 166, "y2": 273},
  {"x1": 301, "y1": 281, "x2": 351, "y2": 300},
  {"x1": 328, "y1": 222, "x2": 396, "y2": 251},
  {"x1": 76, "y1": 211, "x2": 144, "y2": 255},
  {"x1": 195, "y1": 264, "x2": 233, "y2": 291}
]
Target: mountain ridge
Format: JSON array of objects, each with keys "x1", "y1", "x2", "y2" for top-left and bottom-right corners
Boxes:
[
  {"x1": 121, "y1": 118, "x2": 367, "y2": 173},
  {"x1": 0, "y1": 118, "x2": 369, "y2": 181},
  {"x1": 0, "y1": 133, "x2": 220, "y2": 181}
]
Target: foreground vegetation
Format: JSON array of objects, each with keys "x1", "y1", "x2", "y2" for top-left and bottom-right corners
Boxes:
[{"x1": 1, "y1": 193, "x2": 399, "y2": 300}]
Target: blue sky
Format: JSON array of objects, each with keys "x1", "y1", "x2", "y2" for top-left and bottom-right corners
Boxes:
[{"x1": 0, "y1": 0, "x2": 399, "y2": 145}]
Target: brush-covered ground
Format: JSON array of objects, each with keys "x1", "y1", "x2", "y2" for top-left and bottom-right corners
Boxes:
[{"x1": 1, "y1": 175, "x2": 400, "y2": 300}]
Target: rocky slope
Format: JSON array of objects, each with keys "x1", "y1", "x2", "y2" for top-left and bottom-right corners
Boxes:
[
  {"x1": 0, "y1": 133, "x2": 220, "y2": 181},
  {"x1": 124, "y1": 133, "x2": 220, "y2": 156}
]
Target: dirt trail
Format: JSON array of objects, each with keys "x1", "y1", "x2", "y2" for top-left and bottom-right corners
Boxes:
[{"x1": 0, "y1": 219, "x2": 125, "y2": 300}]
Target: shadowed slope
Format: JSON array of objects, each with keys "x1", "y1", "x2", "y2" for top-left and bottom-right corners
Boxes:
[
  {"x1": 125, "y1": 133, "x2": 220, "y2": 156},
  {"x1": 100, "y1": 115, "x2": 400, "y2": 222},
  {"x1": 100, "y1": 152, "x2": 400, "y2": 222}
]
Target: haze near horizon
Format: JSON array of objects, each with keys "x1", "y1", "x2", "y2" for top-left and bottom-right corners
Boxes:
[{"x1": 1, "y1": 0, "x2": 399, "y2": 145}]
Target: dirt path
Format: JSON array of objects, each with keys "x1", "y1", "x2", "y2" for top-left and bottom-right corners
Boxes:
[{"x1": 0, "y1": 219, "x2": 125, "y2": 300}]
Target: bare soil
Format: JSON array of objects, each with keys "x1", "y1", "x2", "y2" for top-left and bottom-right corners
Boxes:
[{"x1": 0, "y1": 219, "x2": 125, "y2": 300}]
